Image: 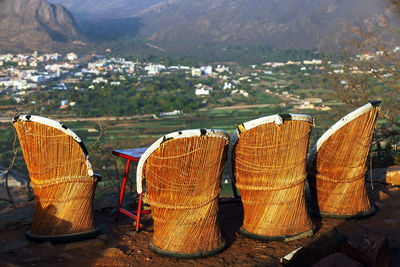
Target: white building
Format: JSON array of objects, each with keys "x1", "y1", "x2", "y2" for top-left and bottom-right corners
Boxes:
[
  {"x1": 66, "y1": 52, "x2": 78, "y2": 61},
  {"x1": 93, "y1": 77, "x2": 108, "y2": 83},
  {"x1": 145, "y1": 64, "x2": 166, "y2": 75},
  {"x1": 192, "y1": 68, "x2": 202, "y2": 77},
  {"x1": 231, "y1": 89, "x2": 249, "y2": 97},
  {"x1": 195, "y1": 84, "x2": 213, "y2": 96},
  {"x1": 215, "y1": 65, "x2": 230, "y2": 73},
  {"x1": 159, "y1": 110, "x2": 182, "y2": 117},
  {"x1": 201, "y1": 65, "x2": 213, "y2": 75},
  {"x1": 303, "y1": 59, "x2": 322, "y2": 65},
  {"x1": 30, "y1": 75, "x2": 45, "y2": 82},
  {"x1": 223, "y1": 82, "x2": 233, "y2": 90}
]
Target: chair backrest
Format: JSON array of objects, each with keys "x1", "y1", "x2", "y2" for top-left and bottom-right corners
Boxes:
[
  {"x1": 13, "y1": 115, "x2": 96, "y2": 188},
  {"x1": 307, "y1": 101, "x2": 381, "y2": 175},
  {"x1": 229, "y1": 114, "x2": 314, "y2": 187},
  {"x1": 137, "y1": 129, "x2": 229, "y2": 195}
]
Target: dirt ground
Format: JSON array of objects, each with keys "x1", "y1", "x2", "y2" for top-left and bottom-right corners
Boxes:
[{"x1": 1, "y1": 181, "x2": 400, "y2": 266}]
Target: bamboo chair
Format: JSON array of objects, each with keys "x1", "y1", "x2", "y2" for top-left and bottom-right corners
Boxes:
[
  {"x1": 307, "y1": 101, "x2": 381, "y2": 218},
  {"x1": 13, "y1": 115, "x2": 100, "y2": 242},
  {"x1": 137, "y1": 129, "x2": 229, "y2": 258},
  {"x1": 229, "y1": 114, "x2": 314, "y2": 241}
]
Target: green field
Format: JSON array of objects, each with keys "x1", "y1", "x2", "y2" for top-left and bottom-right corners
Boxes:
[{"x1": 0, "y1": 103, "x2": 374, "y2": 199}]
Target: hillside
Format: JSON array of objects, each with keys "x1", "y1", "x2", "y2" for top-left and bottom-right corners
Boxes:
[
  {"x1": 47, "y1": 0, "x2": 163, "y2": 21},
  {"x1": 48, "y1": 0, "x2": 397, "y2": 51},
  {"x1": 0, "y1": 0, "x2": 84, "y2": 52}
]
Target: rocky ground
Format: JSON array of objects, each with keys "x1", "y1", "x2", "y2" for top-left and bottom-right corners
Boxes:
[{"x1": 1, "y1": 177, "x2": 400, "y2": 266}]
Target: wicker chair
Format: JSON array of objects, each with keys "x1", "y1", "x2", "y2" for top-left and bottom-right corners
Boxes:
[
  {"x1": 137, "y1": 129, "x2": 229, "y2": 258},
  {"x1": 307, "y1": 101, "x2": 381, "y2": 218},
  {"x1": 229, "y1": 114, "x2": 314, "y2": 241},
  {"x1": 13, "y1": 115, "x2": 100, "y2": 242}
]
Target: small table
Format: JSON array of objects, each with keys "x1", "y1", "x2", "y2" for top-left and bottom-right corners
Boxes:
[{"x1": 112, "y1": 147, "x2": 150, "y2": 232}]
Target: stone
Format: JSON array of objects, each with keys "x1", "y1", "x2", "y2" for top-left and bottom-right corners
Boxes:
[
  {"x1": 64, "y1": 239, "x2": 105, "y2": 250},
  {"x1": 21, "y1": 257, "x2": 41, "y2": 263},
  {"x1": 102, "y1": 247, "x2": 125, "y2": 258},
  {"x1": 97, "y1": 223, "x2": 110, "y2": 234},
  {"x1": 0, "y1": 239, "x2": 29, "y2": 253},
  {"x1": 0, "y1": 261, "x2": 21, "y2": 267},
  {"x1": 39, "y1": 241, "x2": 54, "y2": 250},
  {"x1": 288, "y1": 228, "x2": 347, "y2": 266},
  {"x1": 280, "y1": 247, "x2": 302, "y2": 264},
  {"x1": 384, "y1": 218, "x2": 400, "y2": 225},
  {"x1": 366, "y1": 167, "x2": 387, "y2": 183},
  {"x1": 387, "y1": 186, "x2": 400, "y2": 192},
  {"x1": 97, "y1": 234, "x2": 108, "y2": 242},
  {"x1": 21, "y1": 248, "x2": 34, "y2": 256},
  {"x1": 384, "y1": 165, "x2": 400, "y2": 185},
  {"x1": 60, "y1": 252, "x2": 77, "y2": 260},
  {"x1": 378, "y1": 191, "x2": 392, "y2": 201},
  {"x1": 342, "y1": 226, "x2": 393, "y2": 267},
  {"x1": 313, "y1": 252, "x2": 362, "y2": 267},
  {"x1": 126, "y1": 231, "x2": 137, "y2": 237},
  {"x1": 374, "y1": 201, "x2": 385, "y2": 209}
]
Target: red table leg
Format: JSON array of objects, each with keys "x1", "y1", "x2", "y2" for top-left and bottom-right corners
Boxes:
[
  {"x1": 115, "y1": 159, "x2": 131, "y2": 221},
  {"x1": 136, "y1": 193, "x2": 143, "y2": 232}
]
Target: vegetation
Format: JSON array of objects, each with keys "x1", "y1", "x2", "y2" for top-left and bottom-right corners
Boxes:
[{"x1": 325, "y1": 0, "x2": 400, "y2": 165}]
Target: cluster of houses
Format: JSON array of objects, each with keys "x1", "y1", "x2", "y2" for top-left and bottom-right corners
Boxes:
[
  {"x1": 0, "y1": 52, "x2": 78, "y2": 94},
  {"x1": 5, "y1": 48, "x2": 392, "y2": 114},
  {"x1": 0, "y1": 51, "x2": 331, "y2": 110}
]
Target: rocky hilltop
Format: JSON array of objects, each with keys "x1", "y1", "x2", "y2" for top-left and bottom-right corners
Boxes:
[{"x1": 0, "y1": 0, "x2": 84, "y2": 52}]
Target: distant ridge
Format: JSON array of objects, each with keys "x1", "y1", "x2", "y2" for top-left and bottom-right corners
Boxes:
[
  {"x1": 0, "y1": 0, "x2": 84, "y2": 52},
  {"x1": 48, "y1": 0, "x2": 398, "y2": 51}
]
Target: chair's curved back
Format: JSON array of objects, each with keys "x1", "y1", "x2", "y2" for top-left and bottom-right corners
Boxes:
[
  {"x1": 13, "y1": 115, "x2": 98, "y2": 239},
  {"x1": 137, "y1": 129, "x2": 229, "y2": 257},
  {"x1": 307, "y1": 101, "x2": 381, "y2": 218},
  {"x1": 230, "y1": 114, "x2": 314, "y2": 241}
]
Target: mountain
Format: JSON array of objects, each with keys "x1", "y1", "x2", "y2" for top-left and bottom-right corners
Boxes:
[
  {"x1": 48, "y1": 0, "x2": 397, "y2": 52},
  {"x1": 47, "y1": 0, "x2": 163, "y2": 21},
  {"x1": 0, "y1": 0, "x2": 84, "y2": 52}
]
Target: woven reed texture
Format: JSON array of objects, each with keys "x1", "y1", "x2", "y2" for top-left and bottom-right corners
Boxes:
[
  {"x1": 14, "y1": 120, "x2": 96, "y2": 236},
  {"x1": 144, "y1": 135, "x2": 228, "y2": 255},
  {"x1": 308, "y1": 108, "x2": 379, "y2": 216},
  {"x1": 233, "y1": 120, "x2": 313, "y2": 238}
]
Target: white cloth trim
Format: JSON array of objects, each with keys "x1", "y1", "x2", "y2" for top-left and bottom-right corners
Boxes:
[
  {"x1": 306, "y1": 102, "x2": 380, "y2": 170},
  {"x1": 14, "y1": 115, "x2": 94, "y2": 177},
  {"x1": 16, "y1": 115, "x2": 82, "y2": 143},
  {"x1": 241, "y1": 114, "x2": 313, "y2": 131},
  {"x1": 136, "y1": 129, "x2": 229, "y2": 194}
]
